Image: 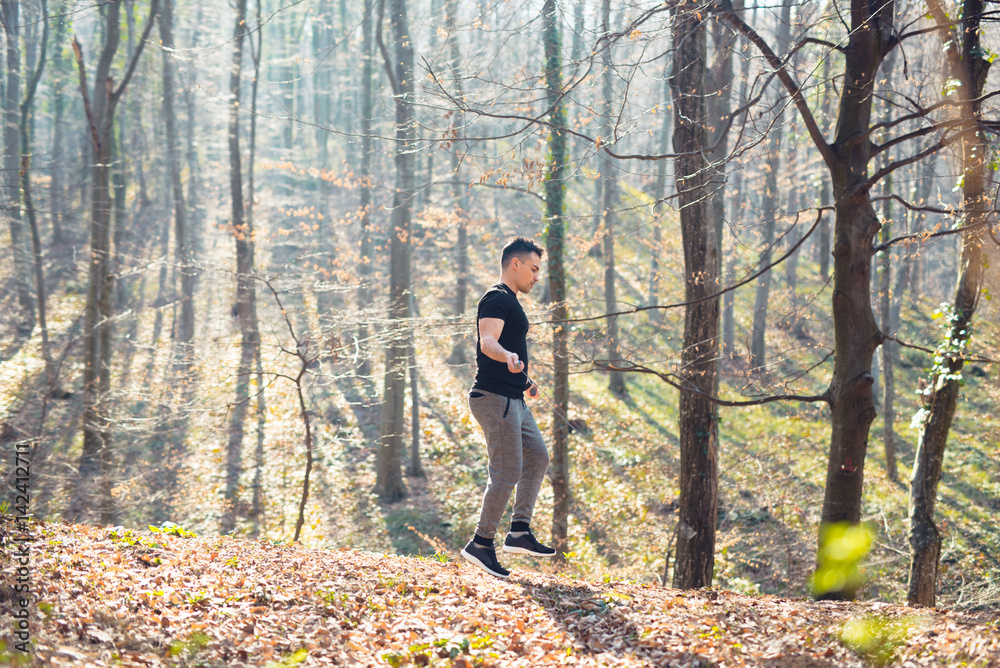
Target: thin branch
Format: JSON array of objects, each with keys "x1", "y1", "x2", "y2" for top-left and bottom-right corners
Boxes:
[
  {"x1": 20, "y1": 0, "x2": 49, "y2": 116},
  {"x1": 874, "y1": 217, "x2": 999, "y2": 253},
  {"x1": 543, "y1": 208, "x2": 829, "y2": 326},
  {"x1": 112, "y1": 0, "x2": 160, "y2": 101},
  {"x1": 375, "y1": 0, "x2": 400, "y2": 97},
  {"x1": 595, "y1": 361, "x2": 832, "y2": 407},
  {"x1": 71, "y1": 38, "x2": 101, "y2": 153},
  {"x1": 865, "y1": 132, "x2": 962, "y2": 190},
  {"x1": 798, "y1": 37, "x2": 846, "y2": 53},
  {"x1": 715, "y1": 0, "x2": 836, "y2": 170}
]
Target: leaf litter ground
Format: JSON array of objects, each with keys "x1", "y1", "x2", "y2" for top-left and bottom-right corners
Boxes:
[{"x1": 2, "y1": 520, "x2": 998, "y2": 667}]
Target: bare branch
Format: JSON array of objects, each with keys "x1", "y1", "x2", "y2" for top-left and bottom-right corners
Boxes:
[
  {"x1": 112, "y1": 0, "x2": 160, "y2": 101},
  {"x1": 595, "y1": 361, "x2": 832, "y2": 407},
  {"x1": 542, "y1": 208, "x2": 830, "y2": 326},
  {"x1": 376, "y1": 0, "x2": 400, "y2": 96},
  {"x1": 714, "y1": 0, "x2": 837, "y2": 170},
  {"x1": 71, "y1": 38, "x2": 101, "y2": 153}
]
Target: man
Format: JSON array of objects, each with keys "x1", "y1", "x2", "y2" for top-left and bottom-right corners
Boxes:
[{"x1": 460, "y1": 237, "x2": 556, "y2": 579}]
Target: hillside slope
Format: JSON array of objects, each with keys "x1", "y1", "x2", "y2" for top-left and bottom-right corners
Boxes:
[{"x1": 1, "y1": 520, "x2": 998, "y2": 667}]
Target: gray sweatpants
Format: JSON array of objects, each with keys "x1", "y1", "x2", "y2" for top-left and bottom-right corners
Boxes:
[{"x1": 468, "y1": 389, "x2": 549, "y2": 540}]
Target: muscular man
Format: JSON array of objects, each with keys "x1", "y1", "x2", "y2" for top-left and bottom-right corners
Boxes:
[{"x1": 460, "y1": 237, "x2": 556, "y2": 579}]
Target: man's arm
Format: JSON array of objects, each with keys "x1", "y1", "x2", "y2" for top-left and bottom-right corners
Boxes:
[{"x1": 479, "y1": 317, "x2": 524, "y2": 374}]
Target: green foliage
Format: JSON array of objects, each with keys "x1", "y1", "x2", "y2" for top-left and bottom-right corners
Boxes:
[
  {"x1": 169, "y1": 631, "x2": 211, "y2": 658},
  {"x1": 265, "y1": 648, "x2": 309, "y2": 667},
  {"x1": 812, "y1": 522, "x2": 875, "y2": 598},
  {"x1": 149, "y1": 521, "x2": 197, "y2": 538},
  {"x1": 840, "y1": 614, "x2": 914, "y2": 667},
  {"x1": 0, "y1": 639, "x2": 31, "y2": 666}
]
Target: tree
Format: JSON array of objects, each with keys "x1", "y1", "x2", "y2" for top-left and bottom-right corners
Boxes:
[
  {"x1": 159, "y1": 0, "x2": 194, "y2": 364},
  {"x1": 375, "y1": 0, "x2": 416, "y2": 502},
  {"x1": 541, "y1": 0, "x2": 571, "y2": 558},
  {"x1": 68, "y1": 0, "x2": 159, "y2": 523},
  {"x1": 599, "y1": 0, "x2": 627, "y2": 399},
  {"x1": 748, "y1": 0, "x2": 791, "y2": 371},
  {"x1": 669, "y1": 2, "x2": 720, "y2": 590},
  {"x1": 1, "y1": 0, "x2": 35, "y2": 332},
  {"x1": 908, "y1": 0, "x2": 992, "y2": 608},
  {"x1": 222, "y1": 0, "x2": 257, "y2": 533}
]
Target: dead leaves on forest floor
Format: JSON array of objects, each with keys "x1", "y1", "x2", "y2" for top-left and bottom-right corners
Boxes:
[{"x1": 1, "y1": 520, "x2": 998, "y2": 667}]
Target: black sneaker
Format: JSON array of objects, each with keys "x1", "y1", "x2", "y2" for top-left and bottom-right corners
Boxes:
[
  {"x1": 503, "y1": 532, "x2": 556, "y2": 557},
  {"x1": 460, "y1": 540, "x2": 510, "y2": 579}
]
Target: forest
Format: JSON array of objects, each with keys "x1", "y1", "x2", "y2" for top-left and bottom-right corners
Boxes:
[{"x1": 1, "y1": 0, "x2": 999, "y2": 657}]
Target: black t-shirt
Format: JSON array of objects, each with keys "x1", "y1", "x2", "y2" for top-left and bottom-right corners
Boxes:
[{"x1": 472, "y1": 283, "x2": 531, "y2": 399}]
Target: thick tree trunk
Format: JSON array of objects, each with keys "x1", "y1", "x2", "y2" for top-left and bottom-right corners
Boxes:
[
  {"x1": 542, "y1": 0, "x2": 570, "y2": 558},
  {"x1": 376, "y1": 0, "x2": 416, "y2": 502},
  {"x1": 670, "y1": 4, "x2": 720, "y2": 590},
  {"x1": 908, "y1": 0, "x2": 990, "y2": 608},
  {"x1": 223, "y1": 0, "x2": 255, "y2": 533},
  {"x1": 815, "y1": 0, "x2": 897, "y2": 600},
  {"x1": 599, "y1": 0, "x2": 627, "y2": 398}
]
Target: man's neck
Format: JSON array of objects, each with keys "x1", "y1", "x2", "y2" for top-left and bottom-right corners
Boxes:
[{"x1": 499, "y1": 276, "x2": 519, "y2": 297}]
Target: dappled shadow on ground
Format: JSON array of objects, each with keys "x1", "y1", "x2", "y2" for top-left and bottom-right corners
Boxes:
[{"x1": 518, "y1": 578, "x2": 708, "y2": 666}]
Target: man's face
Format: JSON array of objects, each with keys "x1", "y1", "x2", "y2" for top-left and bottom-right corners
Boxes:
[{"x1": 512, "y1": 252, "x2": 542, "y2": 293}]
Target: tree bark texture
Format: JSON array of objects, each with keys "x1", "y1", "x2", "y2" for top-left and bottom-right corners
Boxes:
[
  {"x1": 376, "y1": 0, "x2": 416, "y2": 502},
  {"x1": 542, "y1": 0, "x2": 570, "y2": 558},
  {"x1": 908, "y1": 0, "x2": 990, "y2": 608},
  {"x1": 670, "y1": 4, "x2": 720, "y2": 590},
  {"x1": 223, "y1": 0, "x2": 256, "y2": 534}
]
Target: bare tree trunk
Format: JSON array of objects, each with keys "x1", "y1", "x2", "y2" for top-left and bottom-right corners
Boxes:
[
  {"x1": 20, "y1": 0, "x2": 52, "y2": 385},
  {"x1": 749, "y1": 0, "x2": 791, "y2": 370},
  {"x1": 670, "y1": 3, "x2": 720, "y2": 590},
  {"x1": 723, "y1": 27, "x2": 750, "y2": 357},
  {"x1": 814, "y1": 2, "x2": 895, "y2": 601},
  {"x1": 49, "y1": 0, "x2": 67, "y2": 245},
  {"x1": 406, "y1": 338, "x2": 423, "y2": 477},
  {"x1": 599, "y1": 0, "x2": 627, "y2": 398},
  {"x1": 908, "y1": 0, "x2": 990, "y2": 608},
  {"x1": 817, "y1": 56, "x2": 833, "y2": 281},
  {"x1": 357, "y1": 0, "x2": 375, "y2": 379},
  {"x1": 2, "y1": 0, "x2": 36, "y2": 333},
  {"x1": 223, "y1": 0, "x2": 255, "y2": 534},
  {"x1": 647, "y1": 64, "x2": 670, "y2": 318},
  {"x1": 445, "y1": 0, "x2": 469, "y2": 366},
  {"x1": 160, "y1": 0, "x2": 194, "y2": 365},
  {"x1": 877, "y1": 50, "x2": 899, "y2": 482},
  {"x1": 375, "y1": 0, "x2": 416, "y2": 502},
  {"x1": 542, "y1": 0, "x2": 570, "y2": 558},
  {"x1": 68, "y1": 0, "x2": 158, "y2": 524}
]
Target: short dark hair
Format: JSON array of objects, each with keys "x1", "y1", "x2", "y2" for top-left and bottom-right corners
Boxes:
[{"x1": 501, "y1": 237, "x2": 544, "y2": 268}]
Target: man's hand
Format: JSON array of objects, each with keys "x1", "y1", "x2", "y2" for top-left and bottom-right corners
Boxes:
[{"x1": 506, "y1": 353, "x2": 524, "y2": 374}]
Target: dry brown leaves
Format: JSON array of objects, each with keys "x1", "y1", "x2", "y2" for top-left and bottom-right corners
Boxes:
[{"x1": 2, "y1": 520, "x2": 998, "y2": 667}]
